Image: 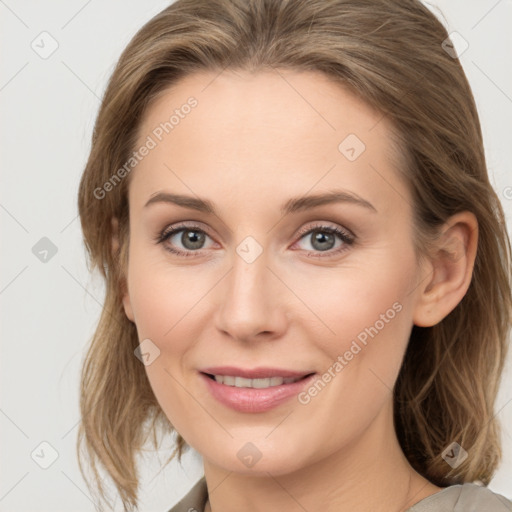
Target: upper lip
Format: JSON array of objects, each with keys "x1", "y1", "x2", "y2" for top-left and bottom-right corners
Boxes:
[{"x1": 200, "y1": 366, "x2": 315, "y2": 379}]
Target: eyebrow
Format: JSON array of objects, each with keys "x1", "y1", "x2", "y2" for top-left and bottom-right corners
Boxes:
[{"x1": 144, "y1": 189, "x2": 377, "y2": 215}]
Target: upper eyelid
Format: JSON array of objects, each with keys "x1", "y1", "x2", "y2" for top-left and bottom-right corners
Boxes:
[
  {"x1": 160, "y1": 221, "x2": 349, "y2": 235},
  {"x1": 159, "y1": 220, "x2": 214, "y2": 238},
  {"x1": 296, "y1": 222, "x2": 354, "y2": 239}
]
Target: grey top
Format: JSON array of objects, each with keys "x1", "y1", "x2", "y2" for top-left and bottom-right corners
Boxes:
[{"x1": 167, "y1": 476, "x2": 512, "y2": 512}]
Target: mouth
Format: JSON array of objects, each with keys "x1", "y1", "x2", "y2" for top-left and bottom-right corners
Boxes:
[
  {"x1": 201, "y1": 372, "x2": 315, "y2": 389},
  {"x1": 199, "y1": 369, "x2": 317, "y2": 413}
]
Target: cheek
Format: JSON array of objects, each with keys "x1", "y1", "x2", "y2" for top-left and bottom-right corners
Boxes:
[
  {"x1": 294, "y1": 249, "x2": 417, "y2": 392},
  {"x1": 289, "y1": 253, "x2": 416, "y2": 445},
  {"x1": 127, "y1": 258, "x2": 211, "y2": 351},
  {"x1": 125, "y1": 253, "x2": 214, "y2": 431}
]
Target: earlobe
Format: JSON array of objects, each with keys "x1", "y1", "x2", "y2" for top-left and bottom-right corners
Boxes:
[
  {"x1": 111, "y1": 217, "x2": 120, "y2": 256},
  {"x1": 413, "y1": 212, "x2": 478, "y2": 327},
  {"x1": 122, "y1": 291, "x2": 135, "y2": 323},
  {"x1": 111, "y1": 216, "x2": 135, "y2": 323}
]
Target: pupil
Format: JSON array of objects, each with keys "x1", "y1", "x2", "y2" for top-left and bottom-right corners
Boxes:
[
  {"x1": 183, "y1": 230, "x2": 205, "y2": 249},
  {"x1": 312, "y1": 231, "x2": 334, "y2": 251}
]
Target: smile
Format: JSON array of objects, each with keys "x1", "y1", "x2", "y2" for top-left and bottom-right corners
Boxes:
[
  {"x1": 209, "y1": 374, "x2": 305, "y2": 388},
  {"x1": 200, "y1": 371, "x2": 317, "y2": 413}
]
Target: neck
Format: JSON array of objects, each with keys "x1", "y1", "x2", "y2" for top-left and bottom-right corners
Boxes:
[{"x1": 202, "y1": 400, "x2": 441, "y2": 512}]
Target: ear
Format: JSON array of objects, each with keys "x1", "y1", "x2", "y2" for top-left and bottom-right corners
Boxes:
[
  {"x1": 413, "y1": 211, "x2": 478, "y2": 327},
  {"x1": 111, "y1": 217, "x2": 135, "y2": 322}
]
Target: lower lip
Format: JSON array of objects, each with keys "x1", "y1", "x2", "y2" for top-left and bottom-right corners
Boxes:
[{"x1": 200, "y1": 372, "x2": 316, "y2": 413}]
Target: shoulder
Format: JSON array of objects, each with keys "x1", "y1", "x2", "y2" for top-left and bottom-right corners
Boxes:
[
  {"x1": 166, "y1": 476, "x2": 208, "y2": 512},
  {"x1": 455, "y1": 484, "x2": 512, "y2": 511},
  {"x1": 407, "y1": 483, "x2": 512, "y2": 512}
]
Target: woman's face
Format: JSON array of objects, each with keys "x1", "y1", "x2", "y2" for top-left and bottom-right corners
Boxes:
[{"x1": 121, "y1": 69, "x2": 430, "y2": 474}]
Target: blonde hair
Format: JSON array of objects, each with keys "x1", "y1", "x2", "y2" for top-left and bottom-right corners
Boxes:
[{"x1": 77, "y1": 0, "x2": 512, "y2": 510}]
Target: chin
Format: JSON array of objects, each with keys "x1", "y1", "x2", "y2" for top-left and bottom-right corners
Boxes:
[{"x1": 200, "y1": 438, "x2": 312, "y2": 477}]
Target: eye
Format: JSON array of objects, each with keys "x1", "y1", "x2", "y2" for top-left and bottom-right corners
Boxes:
[
  {"x1": 292, "y1": 223, "x2": 355, "y2": 257},
  {"x1": 156, "y1": 223, "x2": 215, "y2": 257},
  {"x1": 155, "y1": 221, "x2": 355, "y2": 258}
]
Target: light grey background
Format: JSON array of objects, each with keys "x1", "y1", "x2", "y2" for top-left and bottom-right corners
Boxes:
[{"x1": 1, "y1": 1, "x2": 511, "y2": 510}]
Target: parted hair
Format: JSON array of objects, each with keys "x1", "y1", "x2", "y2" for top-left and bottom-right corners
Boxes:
[{"x1": 76, "y1": 0, "x2": 512, "y2": 510}]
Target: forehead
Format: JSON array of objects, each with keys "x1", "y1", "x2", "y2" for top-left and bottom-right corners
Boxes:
[{"x1": 129, "y1": 69, "x2": 407, "y2": 216}]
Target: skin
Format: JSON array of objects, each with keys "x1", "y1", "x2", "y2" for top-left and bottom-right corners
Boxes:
[{"x1": 115, "y1": 69, "x2": 478, "y2": 512}]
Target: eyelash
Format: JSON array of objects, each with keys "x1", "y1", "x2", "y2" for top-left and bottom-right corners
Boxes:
[{"x1": 155, "y1": 222, "x2": 355, "y2": 258}]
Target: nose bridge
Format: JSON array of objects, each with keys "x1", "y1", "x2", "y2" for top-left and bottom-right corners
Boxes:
[{"x1": 215, "y1": 234, "x2": 286, "y2": 340}]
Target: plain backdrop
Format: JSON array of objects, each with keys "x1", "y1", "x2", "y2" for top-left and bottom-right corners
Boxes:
[{"x1": 1, "y1": 1, "x2": 511, "y2": 510}]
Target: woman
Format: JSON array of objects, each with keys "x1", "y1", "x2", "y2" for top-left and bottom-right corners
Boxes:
[{"x1": 76, "y1": 1, "x2": 512, "y2": 511}]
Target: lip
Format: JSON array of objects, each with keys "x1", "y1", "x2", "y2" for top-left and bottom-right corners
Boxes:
[
  {"x1": 200, "y1": 366, "x2": 313, "y2": 379},
  {"x1": 199, "y1": 370, "x2": 317, "y2": 413}
]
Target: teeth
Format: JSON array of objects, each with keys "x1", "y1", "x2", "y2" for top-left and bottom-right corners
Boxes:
[{"x1": 213, "y1": 375, "x2": 303, "y2": 388}]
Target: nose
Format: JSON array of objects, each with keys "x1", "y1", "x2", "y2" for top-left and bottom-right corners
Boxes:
[{"x1": 214, "y1": 242, "x2": 288, "y2": 343}]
